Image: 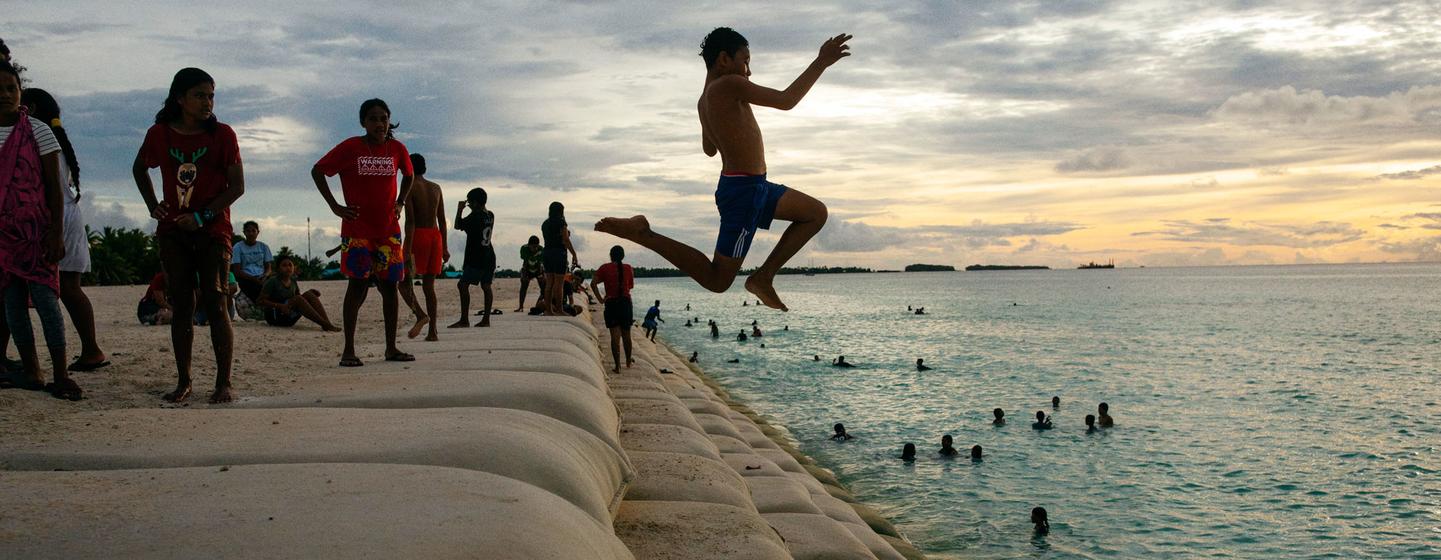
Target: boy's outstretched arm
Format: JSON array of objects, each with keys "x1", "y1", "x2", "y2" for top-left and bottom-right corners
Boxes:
[{"x1": 737, "y1": 33, "x2": 851, "y2": 111}]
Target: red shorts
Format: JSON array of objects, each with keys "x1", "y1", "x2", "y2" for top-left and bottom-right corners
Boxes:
[
  {"x1": 410, "y1": 227, "x2": 443, "y2": 276},
  {"x1": 340, "y1": 235, "x2": 405, "y2": 282}
]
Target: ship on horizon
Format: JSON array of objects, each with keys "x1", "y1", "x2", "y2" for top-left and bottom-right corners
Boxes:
[{"x1": 1078, "y1": 259, "x2": 1115, "y2": 269}]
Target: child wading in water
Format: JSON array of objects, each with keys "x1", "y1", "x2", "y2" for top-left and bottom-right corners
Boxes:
[
  {"x1": 312, "y1": 98, "x2": 415, "y2": 367},
  {"x1": 0, "y1": 61, "x2": 80, "y2": 400},
  {"x1": 133, "y1": 67, "x2": 245, "y2": 403},
  {"x1": 403, "y1": 153, "x2": 447, "y2": 339},
  {"x1": 596, "y1": 28, "x2": 851, "y2": 311},
  {"x1": 450, "y1": 187, "x2": 495, "y2": 327}
]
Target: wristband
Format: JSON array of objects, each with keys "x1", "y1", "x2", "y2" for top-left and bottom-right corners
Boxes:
[{"x1": 193, "y1": 212, "x2": 204, "y2": 226}]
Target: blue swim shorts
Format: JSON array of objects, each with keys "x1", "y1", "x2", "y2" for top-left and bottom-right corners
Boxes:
[{"x1": 714, "y1": 174, "x2": 788, "y2": 260}]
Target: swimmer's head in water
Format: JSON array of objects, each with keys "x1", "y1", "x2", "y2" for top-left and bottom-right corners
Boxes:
[
  {"x1": 1052, "y1": 396, "x2": 1060, "y2": 407},
  {"x1": 1036, "y1": 411, "x2": 1046, "y2": 421},
  {"x1": 901, "y1": 443, "x2": 916, "y2": 459},
  {"x1": 971, "y1": 445, "x2": 982, "y2": 459},
  {"x1": 917, "y1": 359, "x2": 924, "y2": 365},
  {"x1": 1085, "y1": 414, "x2": 1096, "y2": 426},
  {"x1": 994, "y1": 408, "x2": 1005, "y2": 420},
  {"x1": 467, "y1": 187, "x2": 487, "y2": 207},
  {"x1": 1032, "y1": 507, "x2": 1048, "y2": 527},
  {"x1": 833, "y1": 423, "x2": 846, "y2": 435},
  {"x1": 941, "y1": 434, "x2": 953, "y2": 448},
  {"x1": 409, "y1": 153, "x2": 426, "y2": 175},
  {"x1": 609, "y1": 245, "x2": 624, "y2": 263},
  {"x1": 700, "y1": 26, "x2": 749, "y2": 69},
  {"x1": 1099, "y1": 402, "x2": 1109, "y2": 414}
]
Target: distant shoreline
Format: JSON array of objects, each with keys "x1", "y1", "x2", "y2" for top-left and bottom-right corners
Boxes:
[{"x1": 964, "y1": 264, "x2": 1050, "y2": 271}]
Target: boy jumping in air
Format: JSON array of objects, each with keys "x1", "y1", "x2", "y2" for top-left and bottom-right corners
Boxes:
[{"x1": 597, "y1": 28, "x2": 850, "y2": 311}]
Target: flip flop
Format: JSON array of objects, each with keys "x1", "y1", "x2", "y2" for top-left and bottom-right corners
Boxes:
[
  {"x1": 338, "y1": 356, "x2": 364, "y2": 367},
  {"x1": 45, "y1": 380, "x2": 84, "y2": 401},
  {"x1": 68, "y1": 359, "x2": 111, "y2": 372},
  {"x1": 384, "y1": 352, "x2": 416, "y2": 362}
]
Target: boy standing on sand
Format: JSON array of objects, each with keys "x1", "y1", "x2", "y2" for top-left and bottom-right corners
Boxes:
[
  {"x1": 449, "y1": 188, "x2": 495, "y2": 327},
  {"x1": 403, "y1": 153, "x2": 447, "y2": 341},
  {"x1": 597, "y1": 28, "x2": 850, "y2": 311}
]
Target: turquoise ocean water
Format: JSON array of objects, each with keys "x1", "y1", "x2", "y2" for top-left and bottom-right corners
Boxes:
[{"x1": 633, "y1": 264, "x2": 1441, "y2": 559}]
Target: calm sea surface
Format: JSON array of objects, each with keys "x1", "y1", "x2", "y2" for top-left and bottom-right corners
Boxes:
[{"x1": 634, "y1": 264, "x2": 1441, "y2": 559}]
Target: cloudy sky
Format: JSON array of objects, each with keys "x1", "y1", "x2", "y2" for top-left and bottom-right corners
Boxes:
[{"x1": 8, "y1": 0, "x2": 1441, "y2": 270}]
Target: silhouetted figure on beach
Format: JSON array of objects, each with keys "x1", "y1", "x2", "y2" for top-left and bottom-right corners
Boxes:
[
  {"x1": 1032, "y1": 507, "x2": 1049, "y2": 535},
  {"x1": 900, "y1": 443, "x2": 916, "y2": 461},
  {"x1": 939, "y1": 434, "x2": 959, "y2": 457},
  {"x1": 832, "y1": 355, "x2": 854, "y2": 368},
  {"x1": 1052, "y1": 396, "x2": 1060, "y2": 408},
  {"x1": 1098, "y1": 402, "x2": 1114, "y2": 428},
  {"x1": 1085, "y1": 414, "x2": 1097, "y2": 433},
  {"x1": 831, "y1": 423, "x2": 853, "y2": 441},
  {"x1": 993, "y1": 408, "x2": 1006, "y2": 425},
  {"x1": 1032, "y1": 411, "x2": 1052, "y2": 430},
  {"x1": 916, "y1": 358, "x2": 931, "y2": 371},
  {"x1": 971, "y1": 445, "x2": 983, "y2": 461}
]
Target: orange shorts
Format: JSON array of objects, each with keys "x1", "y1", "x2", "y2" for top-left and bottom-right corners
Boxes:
[{"x1": 410, "y1": 227, "x2": 443, "y2": 276}]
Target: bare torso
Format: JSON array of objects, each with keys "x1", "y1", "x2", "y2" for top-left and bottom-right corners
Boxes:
[
  {"x1": 699, "y1": 77, "x2": 766, "y2": 175},
  {"x1": 408, "y1": 177, "x2": 442, "y2": 229}
]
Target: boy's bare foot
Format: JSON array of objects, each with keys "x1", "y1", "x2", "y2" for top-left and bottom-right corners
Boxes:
[
  {"x1": 477, "y1": 318, "x2": 490, "y2": 327},
  {"x1": 163, "y1": 384, "x2": 192, "y2": 403},
  {"x1": 745, "y1": 274, "x2": 788, "y2": 312},
  {"x1": 407, "y1": 313, "x2": 428, "y2": 339},
  {"x1": 595, "y1": 215, "x2": 651, "y2": 241},
  {"x1": 626, "y1": 358, "x2": 635, "y2": 368},
  {"x1": 425, "y1": 333, "x2": 439, "y2": 341},
  {"x1": 209, "y1": 386, "x2": 235, "y2": 404},
  {"x1": 447, "y1": 319, "x2": 469, "y2": 328},
  {"x1": 513, "y1": 307, "x2": 524, "y2": 312},
  {"x1": 323, "y1": 324, "x2": 342, "y2": 332}
]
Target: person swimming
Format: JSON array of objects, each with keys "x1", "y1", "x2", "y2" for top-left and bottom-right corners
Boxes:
[
  {"x1": 710, "y1": 321, "x2": 719, "y2": 338},
  {"x1": 832, "y1": 355, "x2": 854, "y2": 367},
  {"x1": 916, "y1": 358, "x2": 931, "y2": 372},
  {"x1": 742, "y1": 300, "x2": 748, "y2": 306},
  {"x1": 736, "y1": 331, "x2": 748, "y2": 342},
  {"x1": 939, "y1": 434, "x2": 959, "y2": 456},
  {"x1": 1031, "y1": 507, "x2": 1049, "y2": 535},
  {"x1": 1085, "y1": 414, "x2": 1097, "y2": 433},
  {"x1": 831, "y1": 423, "x2": 853, "y2": 441},
  {"x1": 1032, "y1": 411, "x2": 1053, "y2": 430},
  {"x1": 751, "y1": 325, "x2": 763, "y2": 337},
  {"x1": 993, "y1": 408, "x2": 1006, "y2": 425},
  {"x1": 1052, "y1": 396, "x2": 1060, "y2": 408},
  {"x1": 685, "y1": 319, "x2": 693, "y2": 327},
  {"x1": 813, "y1": 354, "x2": 820, "y2": 361},
  {"x1": 900, "y1": 442, "x2": 916, "y2": 461},
  {"x1": 783, "y1": 325, "x2": 789, "y2": 331},
  {"x1": 1098, "y1": 402, "x2": 1114, "y2": 428},
  {"x1": 914, "y1": 307, "x2": 925, "y2": 315},
  {"x1": 907, "y1": 305, "x2": 912, "y2": 311},
  {"x1": 751, "y1": 319, "x2": 757, "y2": 326},
  {"x1": 726, "y1": 358, "x2": 740, "y2": 363},
  {"x1": 685, "y1": 303, "x2": 690, "y2": 311},
  {"x1": 689, "y1": 351, "x2": 698, "y2": 363},
  {"x1": 970, "y1": 444, "x2": 983, "y2": 461}
]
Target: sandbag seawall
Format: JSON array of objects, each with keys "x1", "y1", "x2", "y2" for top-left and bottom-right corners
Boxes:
[
  {"x1": 597, "y1": 316, "x2": 928, "y2": 560},
  {"x1": 0, "y1": 307, "x2": 638, "y2": 560}
]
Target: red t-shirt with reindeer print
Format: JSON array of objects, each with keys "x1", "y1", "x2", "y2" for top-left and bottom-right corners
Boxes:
[{"x1": 141, "y1": 122, "x2": 242, "y2": 242}]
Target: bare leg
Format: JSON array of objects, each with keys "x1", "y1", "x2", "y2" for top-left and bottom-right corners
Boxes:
[
  {"x1": 59, "y1": 272, "x2": 106, "y2": 365},
  {"x1": 620, "y1": 325, "x2": 634, "y2": 367},
  {"x1": 595, "y1": 216, "x2": 742, "y2": 293},
  {"x1": 450, "y1": 280, "x2": 470, "y2": 328},
  {"x1": 422, "y1": 276, "x2": 439, "y2": 340},
  {"x1": 377, "y1": 280, "x2": 405, "y2": 358},
  {"x1": 202, "y1": 291, "x2": 235, "y2": 403},
  {"x1": 166, "y1": 295, "x2": 195, "y2": 402},
  {"x1": 341, "y1": 279, "x2": 369, "y2": 364},
  {"x1": 478, "y1": 283, "x2": 493, "y2": 327},
  {"x1": 302, "y1": 290, "x2": 341, "y2": 331},
  {"x1": 516, "y1": 275, "x2": 530, "y2": 312},
  {"x1": 291, "y1": 293, "x2": 339, "y2": 331},
  {"x1": 399, "y1": 269, "x2": 427, "y2": 339},
  {"x1": 745, "y1": 190, "x2": 827, "y2": 311},
  {"x1": 607, "y1": 327, "x2": 622, "y2": 374},
  {"x1": 544, "y1": 273, "x2": 563, "y2": 316}
]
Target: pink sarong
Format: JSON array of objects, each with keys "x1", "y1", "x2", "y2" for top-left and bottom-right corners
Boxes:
[{"x1": 0, "y1": 109, "x2": 59, "y2": 295}]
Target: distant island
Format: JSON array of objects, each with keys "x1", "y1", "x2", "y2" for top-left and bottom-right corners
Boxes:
[
  {"x1": 904, "y1": 264, "x2": 956, "y2": 272},
  {"x1": 1078, "y1": 259, "x2": 1115, "y2": 269},
  {"x1": 964, "y1": 264, "x2": 1050, "y2": 271},
  {"x1": 624, "y1": 266, "x2": 873, "y2": 278}
]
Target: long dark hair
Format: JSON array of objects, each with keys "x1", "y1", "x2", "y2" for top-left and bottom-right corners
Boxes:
[
  {"x1": 359, "y1": 98, "x2": 398, "y2": 140},
  {"x1": 21, "y1": 88, "x2": 79, "y2": 192},
  {"x1": 155, "y1": 67, "x2": 217, "y2": 132},
  {"x1": 548, "y1": 201, "x2": 565, "y2": 227}
]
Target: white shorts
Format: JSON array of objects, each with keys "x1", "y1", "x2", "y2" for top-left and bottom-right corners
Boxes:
[{"x1": 58, "y1": 192, "x2": 91, "y2": 273}]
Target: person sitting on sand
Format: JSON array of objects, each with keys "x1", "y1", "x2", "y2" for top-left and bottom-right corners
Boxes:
[
  {"x1": 900, "y1": 442, "x2": 916, "y2": 461},
  {"x1": 591, "y1": 245, "x2": 635, "y2": 374},
  {"x1": 1032, "y1": 507, "x2": 1049, "y2": 535},
  {"x1": 1098, "y1": 402, "x2": 1114, "y2": 428},
  {"x1": 830, "y1": 423, "x2": 853, "y2": 441},
  {"x1": 832, "y1": 355, "x2": 854, "y2": 367},
  {"x1": 137, "y1": 271, "x2": 174, "y2": 325},
  {"x1": 642, "y1": 299, "x2": 663, "y2": 341},
  {"x1": 993, "y1": 408, "x2": 1006, "y2": 425},
  {"x1": 916, "y1": 358, "x2": 931, "y2": 371},
  {"x1": 751, "y1": 325, "x2": 763, "y2": 337},
  {"x1": 256, "y1": 255, "x2": 341, "y2": 331},
  {"x1": 229, "y1": 220, "x2": 271, "y2": 304},
  {"x1": 594, "y1": 29, "x2": 851, "y2": 312},
  {"x1": 971, "y1": 445, "x2": 983, "y2": 461},
  {"x1": 1052, "y1": 396, "x2": 1060, "y2": 408},
  {"x1": 1032, "y1": 411, "x2": 1052, "y2": 430},
  {"x1": 939, "y1": 434, "x2": 959, "y2": 456},
  {"x1": 1085, "y1": 414, "x2": 1097, "y2": 434},
  {"x1": 736, "y1": 330, "x2": 748, "y2": 342}
]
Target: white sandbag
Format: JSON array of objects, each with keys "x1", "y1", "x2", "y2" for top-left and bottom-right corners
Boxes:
[
  {"x1": 841, "y1": 522, "x2": 908, "y2": 560},
  {"x1": 710, "y1": 434, "x2": 754, "y2": 454},
  {"x1": 693, "y1": 412, "x2": 746, "y2": 440},
  {"x1": 614, "y1": 500, "x2": 790, "y2": 560},
  {"x1": 762, "y1": 513, "x2": 879, "y2": 560},
  {"x1": 0, "y1": 407, "x2": 630, "y2": 523},
  {"x1": 611, "y1": 387, "x2": 685, "y2": 403},
  {"x1": 788, "y1": 471, "x2": 831, "y2": 496},
  {"x1": 814, "y1": 493, "x2": 868, "y2": 526},
  {"x1": 756, "y1": 448, "x2": 806, "y2": 474},
  {"x1": 746, "y1": 476, "x2": 824, "y2": 515},
  {"x1": 681, "y1": 396, "x2": 733, "y2": 417},
  {"x1": 614, "y1": 398, "x2": 706, "y2": 435},
  {"x1": 0, "y1": 464, "x2": 633, "y2": 560},
  {"x1": 620, "y1": 424, "x2": 723, "y2": 461},
  {"x1": 722, "y1": 452, "x2": 788, "y2": 478},
  {"x1": 623, "y1": 451, "x2": 754, "y2": 510},
  {"x1": 356, "y1": 349, "x2": 604, "y2": 389}
]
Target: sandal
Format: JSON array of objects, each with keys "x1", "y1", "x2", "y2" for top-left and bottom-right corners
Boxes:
[
  {"x1": 68, "y1": 359, "x2": 111, "y2": 372},
  {"x1": 384, "y1": 352, "x2": 416, "y2": 362}
]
